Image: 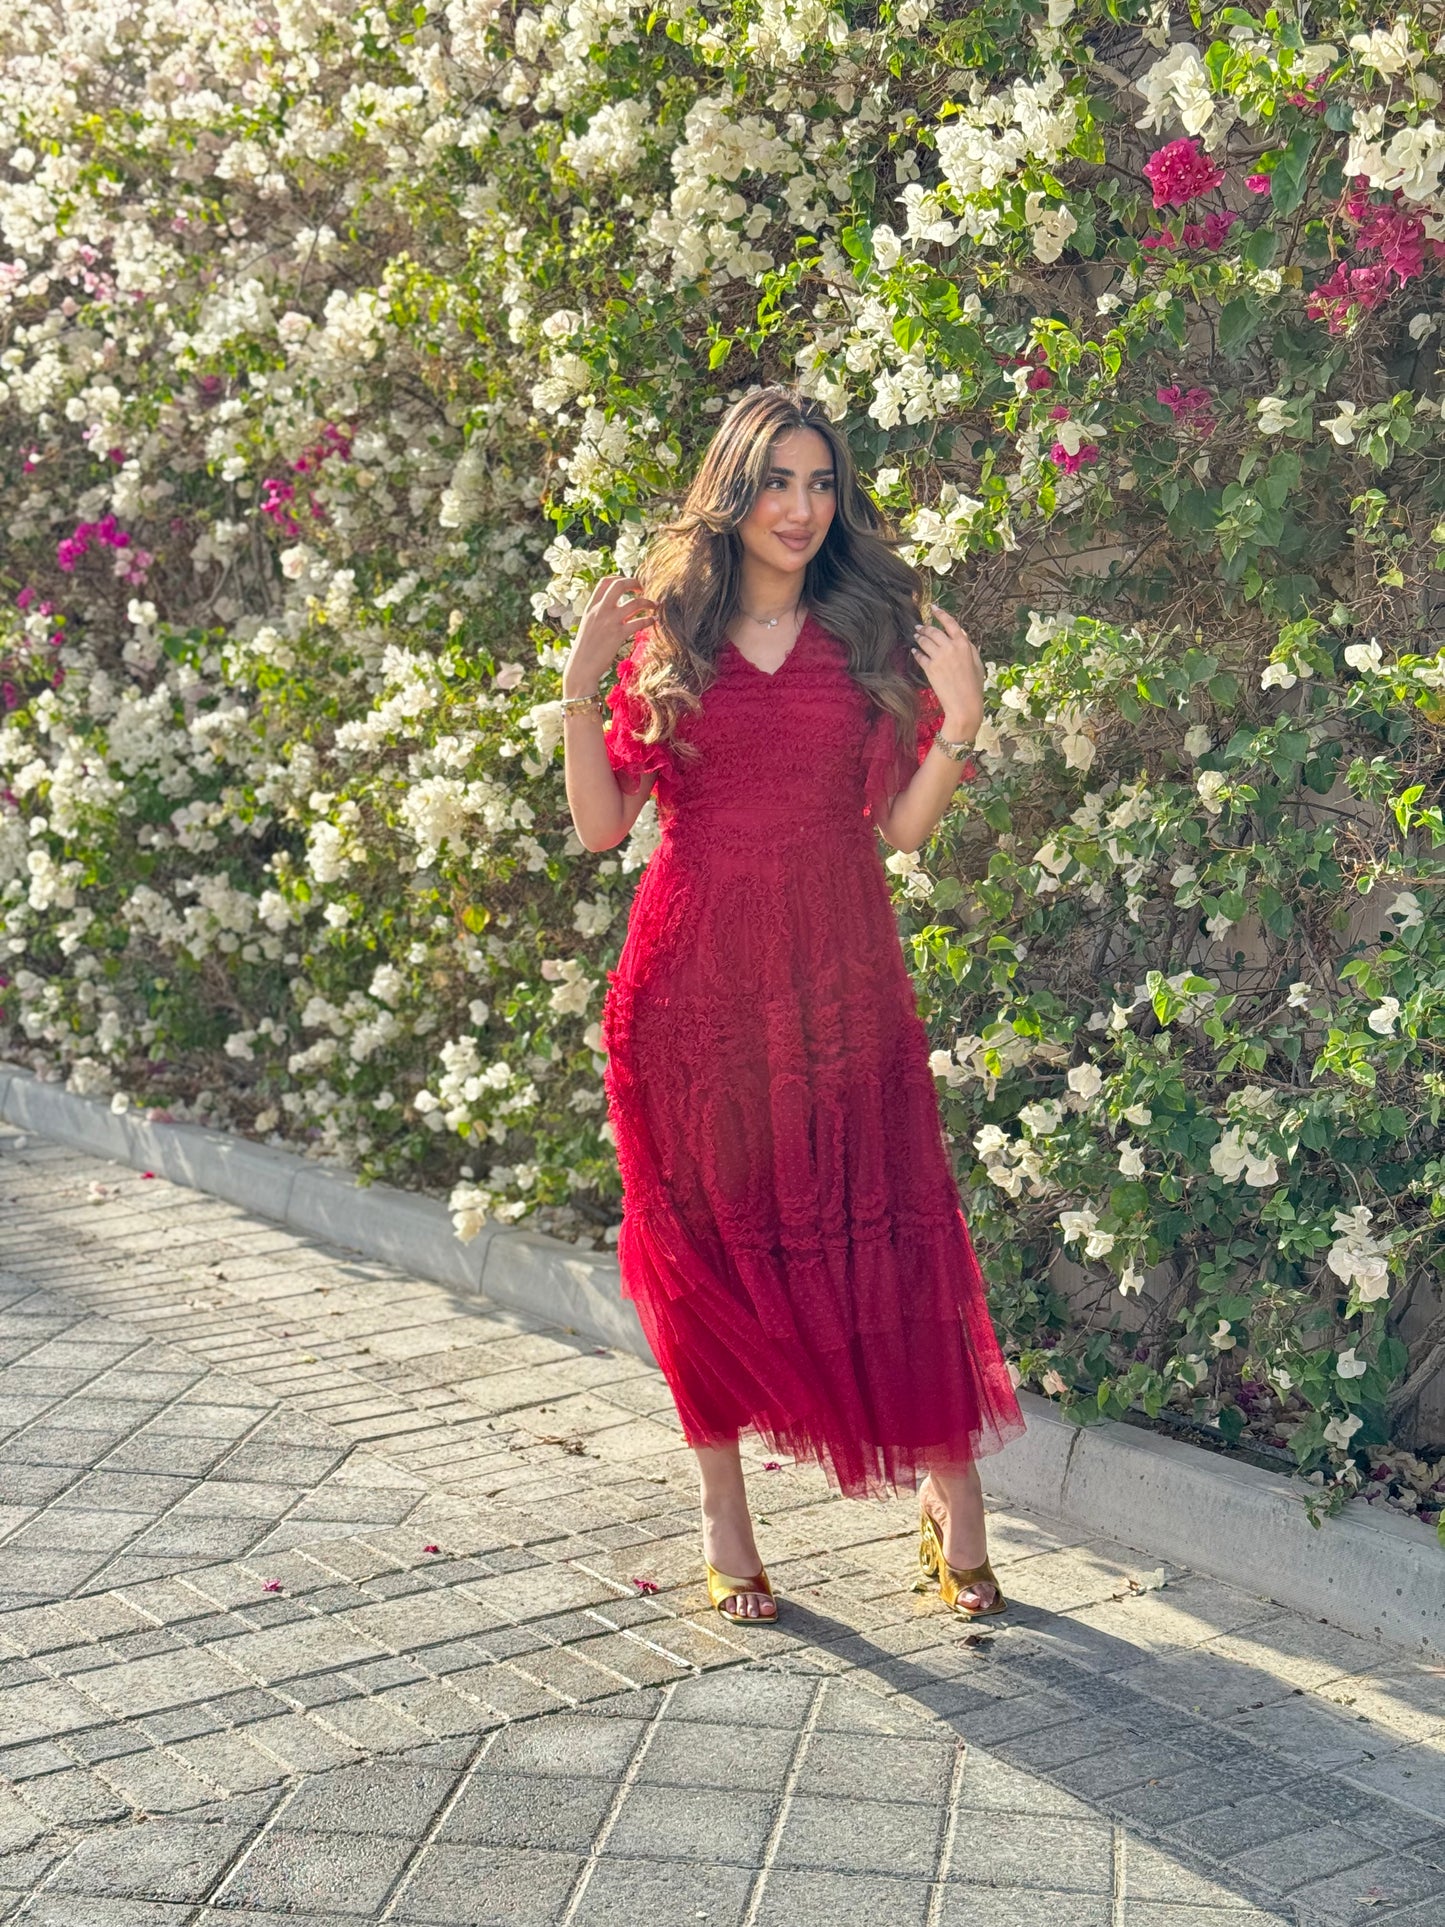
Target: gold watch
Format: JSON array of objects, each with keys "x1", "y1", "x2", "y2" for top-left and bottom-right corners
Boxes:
[{"x1": 934, "y1": 733, "x2": 974, "y2": 762}]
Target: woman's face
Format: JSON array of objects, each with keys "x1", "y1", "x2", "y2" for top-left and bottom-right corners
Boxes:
[{"x1": 736, "y1": 426, "x2": 837, "y2": 579}]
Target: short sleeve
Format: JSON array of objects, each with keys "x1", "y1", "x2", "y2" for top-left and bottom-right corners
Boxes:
[
  {"x1": 864, "y1": 683, "x2": 973, "y2": 820},
  {"x1": 604, "y1": 636, "x2": 673, "y2": 797}
]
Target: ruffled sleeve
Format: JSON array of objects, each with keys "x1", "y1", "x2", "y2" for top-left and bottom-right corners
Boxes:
[
  {"x1": 863, "y1": 682, "x2": 973, "y2": 821},
  {"x1": 604, "y1": 635, "x2": 673, "y2": 797}
]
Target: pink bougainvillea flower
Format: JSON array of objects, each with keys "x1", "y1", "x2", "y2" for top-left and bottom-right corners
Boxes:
[
  {"x1": 56, "y1": 514, "x2": 134, "y2": 574},
  {"x1": 1140, "y1": 229, "x2": 1176, "y2": 251},
  {"x1": 1049, "y1": 404, "x2": 1070, "y2": 420},
  {"x1": 262, "y1": 1579, "x2": 283, "y2": 1593},
  {"x1": 761, "y1": 1460, "x2": 783, "y2": 1471},
  {"x1": 1157, "y1": 385, "x2": 1216, "y2": 437},
  {"x1": 1, "y1": 684, "x2": 18, "y2": 712},
  {"x1": 1143, "y1": 139, "x2": 1226, "y2": 210},
  {"x1": 140, "y1": 1171, "x2": 155, "y2": 1179},
  {"x1": 1286, "y1": 90, "x2": 1326, "y2": 115},
  {"x1": 1049, "y1": 442, "x2": 1100, "y2": 476},
  {"x1": 631, "y1": 1577, "x2": 660, "y2": 1594},
  {"x1": 423, "y1": 1544, "x2": 441, "y2": 1554},
  {"x1": 1202, "y1": 210, "x2": 1240, "y2": 249},
  {"x1": 1246, "y1": 174, "x2": 1272, "y2": 195},
  {"x1": 1182, "y1": 222, "x2": 1205, "y2": 250}
]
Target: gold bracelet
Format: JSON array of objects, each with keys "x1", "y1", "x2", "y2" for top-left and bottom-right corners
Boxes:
[
  {"x1": 560, "y1": 693, "x2": 605, "y2": 719},
  {"x1": 934, "y1": 732, "x2": 974, "y2": 762}
]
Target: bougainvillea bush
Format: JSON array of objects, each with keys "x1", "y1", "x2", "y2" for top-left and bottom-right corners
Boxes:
[{"x1": 3, "y1": 0, "x2": 1445, "y2": 1525}]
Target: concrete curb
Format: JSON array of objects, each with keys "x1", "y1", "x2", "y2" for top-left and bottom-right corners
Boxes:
[{"x1": 3, "y1": 1064, "x2": 1440, "y2": 1660}]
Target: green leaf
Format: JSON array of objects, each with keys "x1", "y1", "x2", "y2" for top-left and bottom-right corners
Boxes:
[
  {"x1": 1219, "y1": 296, "x2": 1262, "y2": 357},
  {"x1": 1216, "y1": 1405, "x2": 1247, "y2": 1444},
  {"x1": 1270, "y1": 129, "x2": 1318, "y2": 219},
  {"x1": 1240, "y1": 225, "x2": 1278, "y2": 273},
  {"x1": 1377, "y1": 1335, "x2": 1409, "y2": 1381}
]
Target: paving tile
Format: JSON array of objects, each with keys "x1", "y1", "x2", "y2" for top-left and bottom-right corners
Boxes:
[
  {"x1": 390, "y1": 1842, "x2": 583, "y2": 1924},
  {"x1": 1289, "y1": 1850, "x2": 1445, "y2": 1925},
  {"x1": 572, "y1": 1854, "x2": 754, "y2": 1927},
  {"x1": 936, "y1": 1896, "x2": 1112, "y2": 1927},
  {"x1": 19, "y1": 1901, "x2": 200, "y2": 1926},
  {"x1": 1162, "y1": 1791, "x2": 1333, "y2": 1863},
  {"x1": 44, "y1": 1815, "x2": 259, "y2": 1902},
  {"x1": 948, "y1": 1810, "x2": 1113, "y2": 1892},
  {"x1": 772, "y1": 1792, "x2": 942, "y2": 1876},
  {"x1": 635, "y1": 1717, "x2": 796, "y2": 1791},
  {"x1": 663, "y1": 1668, "x2": 818, "y2": 1728},
  {"x1": 437, "y1": 1769, "x2": 617, "y2": 1853},
  {"x1": 214, "y1": 1825, "x2": 415, "y2": 1913},
  {"x1": 1230, "y1": 1821, "x2": 1378, "y2": 1894},
  {"x1": 274, "y1": 1761, "x2": 461, "y2": 1835},
  {"x1": 753, "y1": 1867, "x2": 932, "y2": 1927},
  {"x1": 483, "y1": 1712, "x2": 646, "y2": 1780},
  {"x1": 602, "y1": 1781, "x2": 777, "y2": 1865}
]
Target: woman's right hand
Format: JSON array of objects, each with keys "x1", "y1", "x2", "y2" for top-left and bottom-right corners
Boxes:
[{"x1": 563, "y1": 575, "x2": 656, "y2": 697}]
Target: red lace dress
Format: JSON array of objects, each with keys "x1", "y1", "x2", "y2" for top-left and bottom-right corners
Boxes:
[{"x1": 599, "y1": 612, "x2": 1024, "y2": 1497}]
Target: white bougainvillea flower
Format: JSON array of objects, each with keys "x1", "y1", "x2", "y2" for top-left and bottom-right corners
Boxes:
[
  {"x1": 1287, "y1": 981, "x2": 1312, "y2": 1009},
  {"x1": 870, "y1": 223, "x2": 902, "y2": 269},
  {"x1": 1134, "y1": 42, "x2": 1215, "y2": 136},
  {"x1": 1336, "y1": 1347, "x2": 1368, "y2": 1379},
  {"x1": 1366, "y1": 996, "x2": 1401, "y2": 1035},
  {"x1": 1349, "y1": 22, "x2": 1421, "y2": 76},
  {"x1": 1182, "y1": 724, "x2": 1212, "y2": 757},
  {"x1": 1324, "y1": 1412, "x2": 1364, "y2": 1449},
  {"x1": 1327, "y1": 1207, "x2": 1392, "y2": 1303},
  {"x1": 1209, "y1": 1319, "x2": 1236, "y2": 1351},
  {"x1": 1256, "y1": 394, "x2": 1293, "y2": 435},
  {"x1": 1118, "y1": 1259, "x2": 1144, "y2": 1296},
  {"x1": 1117, "y1": 1140, "x2": 1145, "y2": 1178},
  {"x1": 1387, "y1": 891, "x2": 1425, "y2": 929},
  {"x1": 1196, "y1": 769, "x2": 1229, "y2": 814},
  {"x1": 1344, "y1": 639, "x2": 1385, "y2": 672},
  {"x1": 1059, "y1": 1204, "x2": 1097, "y2": 1245},
  {"x1": 1019, "y1": 1099, "x2": 1065, "y2": 1136},
  {"x1": 1067, "y1": 1062, "x2": 1103, "y2": 1101},
  {"x1": 1321, "y1": 401, "x2": 1362, "y2": 445}
]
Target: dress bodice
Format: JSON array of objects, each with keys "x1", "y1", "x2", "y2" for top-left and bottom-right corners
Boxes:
[{"x1": 603, "y1": 613, "x2": 944, "y2": 839}]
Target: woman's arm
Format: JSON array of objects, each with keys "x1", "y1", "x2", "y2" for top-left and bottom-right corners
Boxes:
[
  {"x1": 873, "y1": 606, "x2": 985, "y2": 856},
  {"x1": 563, "y1": 575, "x2": 659, "y2": 852},
  {"x1": 564, "y1": 709, "x2": 657, "y2": 851}
]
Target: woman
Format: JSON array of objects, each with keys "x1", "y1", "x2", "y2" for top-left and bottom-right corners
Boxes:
[{"x1": 561, "y1": 387, "x2": 1023, "y2": 1625}]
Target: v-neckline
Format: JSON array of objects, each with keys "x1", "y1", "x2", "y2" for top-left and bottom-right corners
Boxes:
[{"x1": 726, "y1": 610, "x2": 813, "y2": 679}]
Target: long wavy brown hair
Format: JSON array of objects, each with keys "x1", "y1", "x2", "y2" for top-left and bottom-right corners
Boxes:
[{"x1": 628, "y1": 387, "x2": 932, "y2": 762}]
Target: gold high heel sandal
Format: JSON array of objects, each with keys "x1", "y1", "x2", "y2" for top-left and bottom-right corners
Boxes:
[
  {"x1": 918, "y1": 1508, "x2": 1007, "y2": 1619},
  {"x1": 705, "y1": 1562, "x2": 778, "y2": 1626}
]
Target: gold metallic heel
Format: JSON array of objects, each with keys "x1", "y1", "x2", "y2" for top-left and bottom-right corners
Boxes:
[
  {"x1": 918, "y1": 1510, "x2": 1007, "y2": 1619},
  {"x1": 705, "y1": 1562, "x2": 777, "y2": 1625}
]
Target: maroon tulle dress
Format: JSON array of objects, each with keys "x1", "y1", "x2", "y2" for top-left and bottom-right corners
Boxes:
[{"x1": 599, "y1": 611, "x2": 1024, "y2": 1497}]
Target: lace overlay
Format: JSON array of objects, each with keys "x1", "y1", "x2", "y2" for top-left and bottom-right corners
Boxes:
[{"x1": 600, "y1": 613, "x2": 1021, "y2": 1497}]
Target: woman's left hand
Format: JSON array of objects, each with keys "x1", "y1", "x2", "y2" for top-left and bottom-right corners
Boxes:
[{"x1": 912, "y1": 605, "x2": 985, "y2": 740}]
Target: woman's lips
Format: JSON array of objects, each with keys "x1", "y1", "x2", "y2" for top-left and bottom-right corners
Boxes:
[{"x1": 776, "y1": 533, "x2": 812, "y2": 550}]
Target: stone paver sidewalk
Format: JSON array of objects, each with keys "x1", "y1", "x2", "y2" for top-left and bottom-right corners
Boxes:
[{"x1": 1, "y1": 1122, "x2": 1444, "y2": 1926}]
